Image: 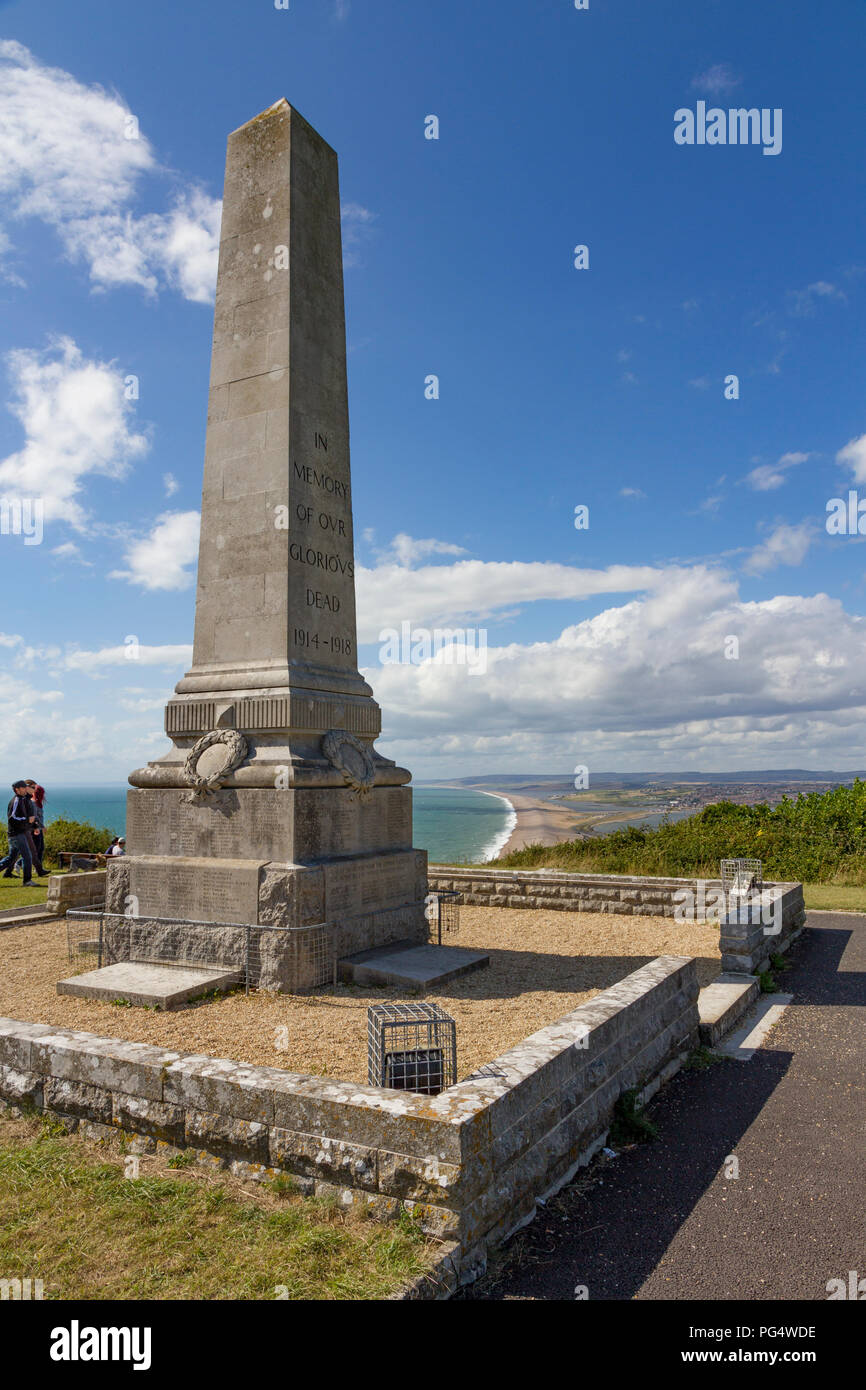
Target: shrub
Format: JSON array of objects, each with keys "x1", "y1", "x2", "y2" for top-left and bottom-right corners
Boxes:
[
  {"x1": 497, "y1": 780, "x2": 866, "y2": 885},
  {"x1": 42, "y1": 817, "x2": 115, "y2": 861}
]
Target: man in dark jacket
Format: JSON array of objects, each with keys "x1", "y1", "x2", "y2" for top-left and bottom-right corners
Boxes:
[{"x1": 0, "y1": 781, "x2": 36, "y2": 885}]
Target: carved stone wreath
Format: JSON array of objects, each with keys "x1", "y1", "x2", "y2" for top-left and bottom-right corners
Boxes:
[
  {"x1": 322, "y1": 729, "x2": 375, "y2": 801},
  {"x1": 182, "y1": 728, "x2": 248, "y2": 803}
]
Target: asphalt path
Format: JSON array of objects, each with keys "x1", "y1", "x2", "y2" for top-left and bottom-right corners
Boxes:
[{"x1": 463, "y1": 912, "x2": 866, "y2": 1301}]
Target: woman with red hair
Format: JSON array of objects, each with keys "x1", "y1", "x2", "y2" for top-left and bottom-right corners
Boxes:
[{"x1": 25, "y1": 780, "x2": 47, "y2": 877}]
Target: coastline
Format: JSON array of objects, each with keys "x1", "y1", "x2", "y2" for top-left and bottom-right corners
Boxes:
[
  {"x1": 471, "y1": 789, "x2": 518, "y2": 861},
  {"x1": 426, "y1": 784, "x2": 583, "y2": 862},
  {"x1": 494, "y1": 792, "x2": 584, "y2": 857}
]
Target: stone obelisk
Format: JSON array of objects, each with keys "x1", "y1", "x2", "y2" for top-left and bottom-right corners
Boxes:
[{"x1": 108, "y1": 101, "x2": 427, "y2": 966}]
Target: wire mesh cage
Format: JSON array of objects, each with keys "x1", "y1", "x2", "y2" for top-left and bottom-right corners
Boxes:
[
  {"x1": 367, "y1": 1002, "x2": 457, "y2": 1095},
  {"x1": 273, "y1": 924, "x2": 336, "y2": 992},
  {"x1": 425, "y1": 890, "x2": 461, "y2": 946},
  {"x1": 720, "y1": 858, "x2": 763, "y2": 901},
  {"x1": 65, "y1": 911, "x2": 335, "y2": 994},
  {"x1": 66, "y1": 913, "x2": 103, "y2": 965}
]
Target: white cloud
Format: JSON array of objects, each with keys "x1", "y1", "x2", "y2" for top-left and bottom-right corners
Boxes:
[
  {"x1": 746, "y1": 451, "x2": 810, "y2": 491},
  {"x1": 0, "y1": 337, "x2": 149, "y2": 526},
  {"x1": 377, "y1": 533, "x2": 468, "y2": 567},
  {"x1": 163, "y1": 472, "x2": 179, "y2": 497},
  {"x1": 109, "y1": 510, "x2": 200, "y2": 591},
  {"x1": 620, "y1": 487, "x2": 646, "y2": 500},
  {"x1": 366, "y1": 571, "x2": 866, "y2": 773},
  {"x1": 744, "y1": 521, "x2": 813, "y2": 575},
  {"x1": 341, "y1": 202, "x2": 376, "y2": 268},
  {"x1": 357, "y1": 545, "x2": 664, "y2": 642},
  {"x1": 690, "y1": 64, "x2": 741, "y2": 95},
  {"x1": 51, "y1": 540, "x2": 92, "y2": 565},
  {"x1": 836, "y1": 433, "x2": 866, "y2": 485},
  {"x1": 0, "y1": 41, "x2": 220, "y2": 301},
  {"x1": 787, "y1": 281, "x2": 847, "y2": 317},
  {"x1": 64, "y1": 644, "x2": 191, "y2": 672}
]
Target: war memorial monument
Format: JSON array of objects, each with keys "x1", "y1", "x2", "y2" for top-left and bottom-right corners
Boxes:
[{"x1": 103, "y1": 101, "x2": 432, "y2": 985}]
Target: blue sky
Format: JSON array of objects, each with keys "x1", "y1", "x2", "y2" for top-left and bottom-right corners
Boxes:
[{"x1": 1, "y1": 0, "x2": 865, "y2": 784}]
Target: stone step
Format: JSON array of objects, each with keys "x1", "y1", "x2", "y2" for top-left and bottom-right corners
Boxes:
[
  {"x1": 56, "y1": 961, "x2": 241, "y2": 1010},
  {"x1": 698, "y1": 972, "x2": 761, "y2": 1047},
  {"x1": 0, "y1": 906, "x2": 56, "y2": 931},
  {"x1": 338, "y1": 940, "x2": 490, "y2": 989}
]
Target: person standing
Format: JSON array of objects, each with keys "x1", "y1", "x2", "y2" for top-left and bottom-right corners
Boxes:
[
  {"x1": 0, "y1": 781, "x2": 36, "y2": 886},
  {"x1": 25, "y1": 780, "x2": 47, "y2": 877}
]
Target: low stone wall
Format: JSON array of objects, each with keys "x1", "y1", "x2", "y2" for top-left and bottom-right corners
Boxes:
[
  {"x1": 719, "y1": 888, "x2": 806, "y2": 975},
  {"x1": 45, "y1": 870, "x2": 106, "y2": 916},
  {"x1": 0, "y1": 953, "x2": 698, "y2": 1281},
  {"x1": 428, "y1": 868, "x2": 806, "y2": 975}
]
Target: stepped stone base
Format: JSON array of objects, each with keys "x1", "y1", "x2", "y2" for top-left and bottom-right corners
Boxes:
[
  {"x1": 57, "y1": 962, "x2": 240, "y2": 1010},
  {"x1": 338, "y1": 942, "x2": 490, "y2": 988}
]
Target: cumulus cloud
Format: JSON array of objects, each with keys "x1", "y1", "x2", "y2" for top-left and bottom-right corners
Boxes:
[
  {"x1": 0, "y1": 337, "x2": 149, "y2": 526},
  {"x1": 0, "y1": 41, "x2": 220, "y2": 300},
  {"x1": 109, "y1": 510, "x2": 200, "y2": 591},
  {"x1": 746, "y1": 451, "x2": 810, "y2": 491},
  {"x1": 356, "y1": 551, "x2": 662, "y2": 641},
  {"x1": 743, "y1": 522, "x2": 813, "y2": 575},
  {"x1": 836, "y1": 433, "x2": 866, "y2": 484},
  {"x1": 364, "y1": 569, "x2": 866, "y2": 771}
]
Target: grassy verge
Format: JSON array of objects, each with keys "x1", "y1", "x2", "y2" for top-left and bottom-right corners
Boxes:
[
  {"x1": 801, "y1": 883, "x2": 866, "y2": 913},
  {"x1": 0, "y1": 877, "x2": 49, "y2": 910},
  {"x1": 0, "y1": 1112, "x2": 434, "y2": 1300}
]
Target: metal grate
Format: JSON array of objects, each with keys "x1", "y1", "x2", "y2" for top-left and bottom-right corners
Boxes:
[
  {"x1": 65, "y1": 911, "x2": 336, "y2": 994},
  {"x1": 720, "y1": 858, "x2": 763, "y2": 903},
  {"x1": 279, "y1": 923, "x2": 336, "y2": 991},
  {"x1": 66, "y1": 913, "x2": 103, "y2": 965},
  {"x1": 367, "y1": 1002, "x2": 457, "y2": 1095},
  {"x1": 425, "y1": 890, "x2": 461, "y2": 947}
]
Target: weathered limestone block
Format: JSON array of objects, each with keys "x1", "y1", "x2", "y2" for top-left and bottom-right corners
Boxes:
[
  {"x1": 258, "y1": 865, "x2": 324, "y2": 928},
  {"x1": 269, "y1": 1127, "x2": 379, "y2": 1191},
  {"x1": 0, "y1": 1018, "x2": 56, "y2": 1071},
  {"x1": 29, "y1": 1033, "x2": 180, "y2": 1102},
  {"x1": 46, "y1": 870, "x2": 106, "y2": 916},
  {"x1": 184, "y1": 1108, "x2": 269, "y2": 1163},
  {"x1": 0, "y1": 1063, "x2": 42, "y2": 1108},
  {"x1": 164, "y1": 1057, "x2": 276, "y2": 1124},
  {"x1": 112, "y1": 1093, "x2": 186, "y2": 1147},
  {"x1": 44, "y1": 1077, "x2": 112, "y2": 1124},
  {"x1": 377, "y1": 1149, "x2": 463, "y2": 1203},
  {"x1": 104, "y1": 860, "x2": 130, "y2": 915}
]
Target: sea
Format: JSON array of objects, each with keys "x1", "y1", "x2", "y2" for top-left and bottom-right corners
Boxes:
[{"x1": 41, "y1": 784, "x2": 518, "y2": 866}]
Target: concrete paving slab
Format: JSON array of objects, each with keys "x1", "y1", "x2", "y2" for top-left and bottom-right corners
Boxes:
[
  {"x1": 338, "y1": 940, "x2": 490, "y2": 988},
  {"x1": 713, "y1": 992, "x2": 793, "y2": 1061},
  {"x1": 56, "y1": 961, "x2": 241, "y2": 1010}
]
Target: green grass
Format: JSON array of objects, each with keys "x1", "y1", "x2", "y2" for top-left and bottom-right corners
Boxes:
[
  {"x1": 801, "y1": 883, "x2": 866, "y2": 913},
  {"x1": 0, "y1": 1114, "x2": 434, "y2": 1300},
  {"x1": 0, "y1": 877, "x2": 48, "y2": 910}
]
